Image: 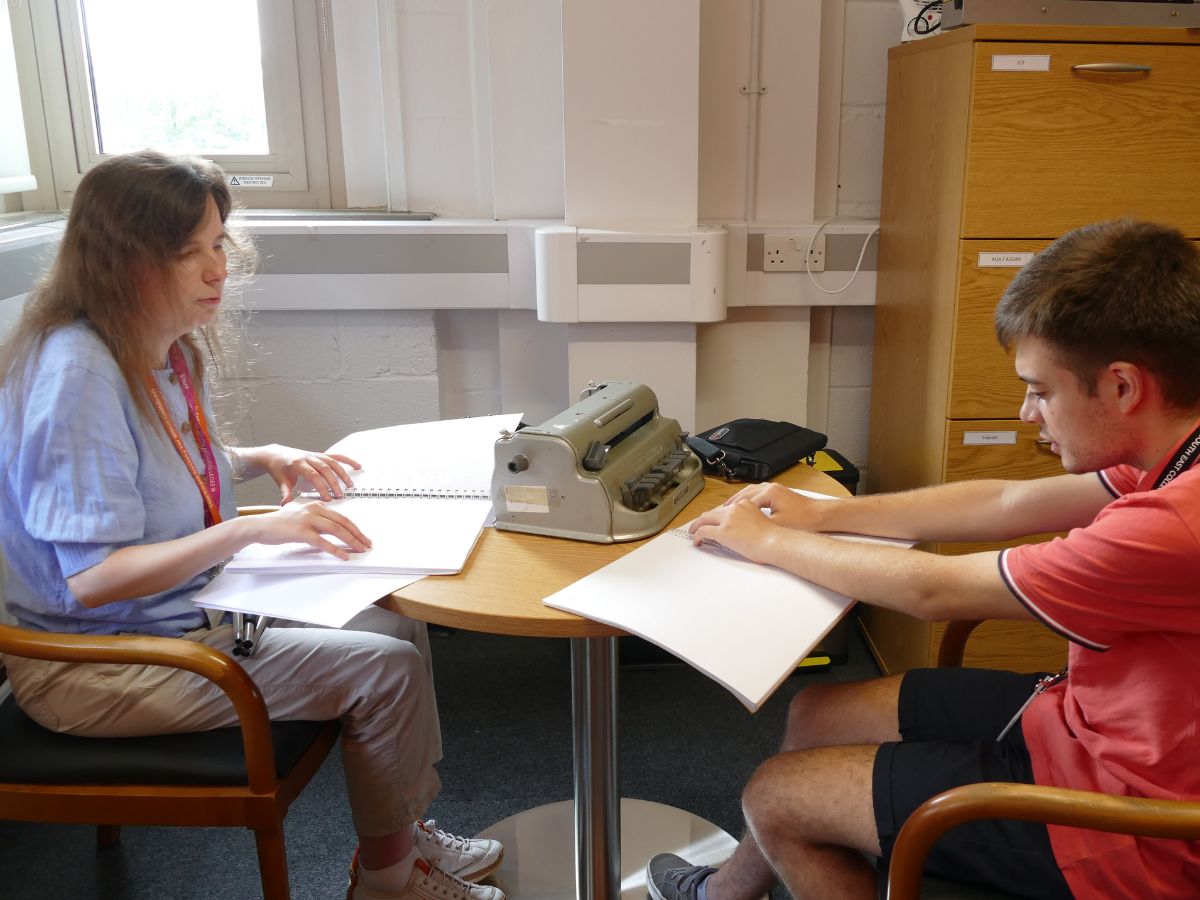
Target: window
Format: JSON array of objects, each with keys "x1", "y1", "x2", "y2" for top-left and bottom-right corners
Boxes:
[
  {"x1": 80, "y1": 0, "x2": 270, "y2": 157},
  {"x1": 12, "y1": 0, "x2": 333, "y2": 209},
  {"x1": 1, "y1": 7, "x2": 35, "y2": 199}
]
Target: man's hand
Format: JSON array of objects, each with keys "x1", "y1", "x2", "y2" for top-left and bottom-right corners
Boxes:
[
  {"x1": 688, "y1": 499, "x2": 784, "y2": 564},
  {"x1": 242, "y1": 501, "x2": 373, "y2": 560},
  {"x1": 258, "y1": 444, "x2": 362, "y2": 504},
  {"x1": 724, "y1": 482, "x2": 830, "y2": 532}
]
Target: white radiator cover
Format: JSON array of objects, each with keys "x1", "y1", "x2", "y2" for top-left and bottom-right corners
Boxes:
[{"x1": 535, "y1": 225, "x2": 727, "y2": 324}]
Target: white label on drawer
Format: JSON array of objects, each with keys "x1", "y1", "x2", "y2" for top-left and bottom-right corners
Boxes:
[
  {"x1": 963, "y1": 431, "x2": 1018, "y2": 446},
  {"x1": 991, "y1": 54, "x2": 1051, "y2": 72},
  {"x1": 505, "y1": 485, "x2": 550, "y2": 513},
  {"x1": 978, "y1": 252, "x2": 1035, "y2": 268}
]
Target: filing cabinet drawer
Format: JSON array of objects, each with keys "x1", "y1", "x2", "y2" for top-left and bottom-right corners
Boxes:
[
  {"x1": 949, "y1": 240, "x2": 1051, "y2": 418},
  {"x1": 964, "y1": 41, "x2": 1200, "y2": 238},
  {"x1": 943, "y1": 419, "x2": 1062, "y2": 482}
]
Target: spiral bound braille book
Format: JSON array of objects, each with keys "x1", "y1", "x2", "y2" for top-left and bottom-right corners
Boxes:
[{"x1": 223, "y1": 413, "x2": 522, "y2": 576}]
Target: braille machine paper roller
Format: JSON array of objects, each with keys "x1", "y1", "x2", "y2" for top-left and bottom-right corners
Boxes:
[{"x1": 490, "y1": 381, "x2": 705, "y2": 543}]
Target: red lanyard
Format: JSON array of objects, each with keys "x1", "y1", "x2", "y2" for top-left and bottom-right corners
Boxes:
[{"x1": 145, "y1": 343, "x2": 223, "y2": 526}]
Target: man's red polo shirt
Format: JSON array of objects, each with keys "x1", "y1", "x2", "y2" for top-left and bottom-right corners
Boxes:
[{"x1": 1000, "y1": 427, "x2": 1200, "y2": 897}]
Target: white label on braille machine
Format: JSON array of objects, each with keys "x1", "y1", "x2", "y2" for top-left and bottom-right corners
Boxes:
[
  {"x1": 978, "y1": 252, "x2": 1035, "y2": 268},
  {"x1": 963, "y1": 431, "x2": 1018, "y2": 446},
  {"x1": 991, "y1": 54, "x2": 1051, "y2": 72},
  {"x1": 505, "y1": 485, "x2": 550, "y2": 513}
]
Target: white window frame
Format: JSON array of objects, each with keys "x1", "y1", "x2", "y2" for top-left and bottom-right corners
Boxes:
[{"x1": 14, "y1": 0, "x2": 333, "y2": 210}]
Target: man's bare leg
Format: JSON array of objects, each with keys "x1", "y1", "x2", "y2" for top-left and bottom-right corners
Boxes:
[
  {"x1": 742, "y1": 746, "x2": 880, "y2": 899},
  {"x1": 701, "y1": 675, "x2": 902, "y2": 900}
]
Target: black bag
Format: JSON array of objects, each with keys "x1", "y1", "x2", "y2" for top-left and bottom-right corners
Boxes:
[{"x1": 686, "y1": 418, "x2": 827, "y2": 483}]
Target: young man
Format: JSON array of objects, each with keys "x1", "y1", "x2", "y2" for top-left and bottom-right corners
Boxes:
[{"x1": 647, "y1": 219, "x2": 1200, "y2": 899}]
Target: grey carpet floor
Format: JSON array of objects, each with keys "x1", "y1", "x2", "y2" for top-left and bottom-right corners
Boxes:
[{"x1": 0, "y1": 622, "x2": 882, "y2": 899}]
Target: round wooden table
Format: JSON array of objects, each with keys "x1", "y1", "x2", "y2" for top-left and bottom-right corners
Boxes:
[{"x1": 379, "y1": 465, "x2": 849, "y2": 900}]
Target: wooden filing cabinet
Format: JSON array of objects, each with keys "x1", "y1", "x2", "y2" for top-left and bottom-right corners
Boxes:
[{"x1": 862, "y1": 24, "x2": 1200, "y2": 674}]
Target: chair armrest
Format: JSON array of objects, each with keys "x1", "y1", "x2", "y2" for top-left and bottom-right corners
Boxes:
[
  {"x1": 886, "y1": 782, "x2": 1200, "y2": 900},
  {"x1": 0, "y1": 624, "x2": 279, "y2": 792},
  {"x1": 0, "y1": 505, "x2": 288, "y2": 786},
  {"x1": 936, "y1": 619, "x2": 984, "y2": 668}
]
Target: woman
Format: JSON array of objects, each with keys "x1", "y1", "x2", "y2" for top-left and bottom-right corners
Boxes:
[{"x1": 0, "y1": 150, "x2": 503, "y2": 900}]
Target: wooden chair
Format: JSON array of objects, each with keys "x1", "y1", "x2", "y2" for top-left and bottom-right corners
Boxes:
[
  {"x1": 0, "y1": 505, "x2": 341, "y2": 899},
  {"x1": 883, "y1": 620, "x2": 1200, "y2": 900}
]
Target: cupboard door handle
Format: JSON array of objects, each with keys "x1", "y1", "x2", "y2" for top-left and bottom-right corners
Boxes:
[
  {"x1": 1035, "y1": 439, "x2": 1052, "y2": 445},
  {"x1": 1071, "y1": 62, "x2": 1152, "y2": 74}
]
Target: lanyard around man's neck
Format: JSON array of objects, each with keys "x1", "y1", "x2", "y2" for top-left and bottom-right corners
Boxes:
[
  {"x1": 1151, "y1": 421, "x2": 1200, "y2": 490},
  {"x1": 145, "y1": 343, "x2": 223, "y2": 526}
]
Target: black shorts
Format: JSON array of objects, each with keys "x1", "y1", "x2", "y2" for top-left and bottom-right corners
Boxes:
[{"x1": 872, "y1": 667, "x2": 1074, "y2": 899}]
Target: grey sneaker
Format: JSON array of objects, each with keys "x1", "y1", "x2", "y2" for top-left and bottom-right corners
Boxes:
[
  {"x1": 413, "y1": 819, "x2": 503, "y2": 882},
  {"x1": 646, "y1": 853, "x2": 718, "y2": 900}
]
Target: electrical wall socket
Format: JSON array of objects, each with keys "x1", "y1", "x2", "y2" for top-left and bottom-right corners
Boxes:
[{"x1": 763, "y1": 234, "x2": 826, "y2": 272}]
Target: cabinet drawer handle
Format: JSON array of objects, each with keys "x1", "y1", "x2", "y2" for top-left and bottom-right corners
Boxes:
[
  {"x1": 1035, "y1": 439, "x2": 1052, "y2": 445},
  {"x1": 1071, "y1": 62, "x2": 1152, "y2": 74}
]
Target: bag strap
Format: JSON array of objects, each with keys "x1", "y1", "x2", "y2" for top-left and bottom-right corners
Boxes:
[{"x1": 686, "y1": 435, "x2": 738, "y2": 481}]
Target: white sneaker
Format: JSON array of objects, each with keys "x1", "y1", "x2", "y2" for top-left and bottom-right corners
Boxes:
[
  {"x1": 413, "y1": 819, "x2": 504, "y2": 882},
  {"x1": 347, "y1": 851, "x2": 505, "y2": 900}
]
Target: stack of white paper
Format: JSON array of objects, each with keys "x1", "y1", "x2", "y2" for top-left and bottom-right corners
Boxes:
[
  {"x1": 193, "y1": 572, "x2": 420, "y2": 628},
  {"x1": 221, "y1": 496, "x2": 494, "y2": 576},
  {"x1": 204, "y1": 413, "x2": 522, "y2": 624},
  {"x1": 543, "y1": 491, "x2": 914, "y2": 712}
]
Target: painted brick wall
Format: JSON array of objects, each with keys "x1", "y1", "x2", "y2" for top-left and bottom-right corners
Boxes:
[
  {"x1": 214, "y1": 309, "x2": 441, "y2": 505},
  {"x1": 823, "y1": 0, "x2": 899, "y2": 486}
]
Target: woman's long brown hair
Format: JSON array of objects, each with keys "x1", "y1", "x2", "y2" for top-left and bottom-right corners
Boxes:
[{"x1": 0, "y1": 150, "x2": 255, "y2": 422}]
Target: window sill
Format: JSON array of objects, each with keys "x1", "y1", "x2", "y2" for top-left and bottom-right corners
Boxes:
[{"x1": 0, "y1": 212, "x2": 65, "y2": 234}]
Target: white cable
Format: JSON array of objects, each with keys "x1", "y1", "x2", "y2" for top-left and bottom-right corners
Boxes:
[{"x1": 804, "y1": 215, "x2": 881, "y2": 295}]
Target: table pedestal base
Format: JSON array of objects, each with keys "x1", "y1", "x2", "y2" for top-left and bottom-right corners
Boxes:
[{"x1": 477, "y1": 798, "x2": 741, "y2": 899}]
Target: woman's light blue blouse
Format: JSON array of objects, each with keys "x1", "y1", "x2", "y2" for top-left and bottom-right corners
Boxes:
[{"x1": 0, "y1": 322, "x2": 237, "y2": 635}]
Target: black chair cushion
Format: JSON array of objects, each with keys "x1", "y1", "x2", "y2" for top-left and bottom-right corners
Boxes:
[{"x1": 0, "y1": 694, "x2": 334, "y2": 786}]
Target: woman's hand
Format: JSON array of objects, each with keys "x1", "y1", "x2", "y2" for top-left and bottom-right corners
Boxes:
[
  {"x1": 688, "y1": 499, "x2": 783, "y2": 564},
  {"x1": 242, "y1": 501, "x2": 373, "y2": 560},
  {"x1": 67, "y1": 499, "x2": 374, "y2": 607},
  {"x1": 722, "y1": 482, "x2": 829, "y2": 531},
  {"x1": 254, "y1": 444, "x2": 362, "y2": 504}
]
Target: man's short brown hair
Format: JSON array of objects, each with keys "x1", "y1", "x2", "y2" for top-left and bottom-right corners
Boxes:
[{"x1": 995, "y1": 219, "x2": 1200, "y2": 409}]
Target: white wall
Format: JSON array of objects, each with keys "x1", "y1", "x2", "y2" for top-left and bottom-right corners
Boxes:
[
  {"x1": 562, "y1": 0, "x2": 700, "y2": 230},
  {"x1": 838, "y1": 0, "x2": 895, "y2": 221},
  {"x1": 825, "y1": 0, "x2": 900, "y2": 487},
  {"x1": 241, "y1": 0, "x2": 902, "y2": 501},
  {"x1": 2, "y1": 0, "x2": 906, "y2": 505}
]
